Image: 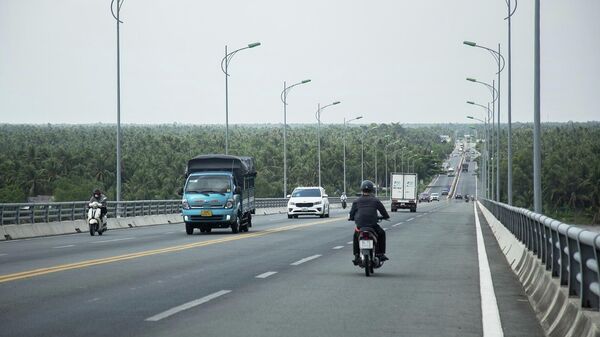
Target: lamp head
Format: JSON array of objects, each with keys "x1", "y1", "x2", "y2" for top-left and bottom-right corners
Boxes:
[
  {"x1": 248, "y1": 42, "x2": 261, "y2": 48},
  {"x1": 301, "y1": 79, "x2": 311, "y2": 84},
  {"x1": 463, "y1": 41, "x2": 477, "y2": 47},
  {"x1": 466, "y1": 77, "x2": 476, "y2": 82}
]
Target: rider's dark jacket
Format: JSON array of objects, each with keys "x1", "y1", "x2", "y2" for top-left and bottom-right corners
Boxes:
[{"x1": 348, "y1": 194, "x2": 390, "y2": 228}]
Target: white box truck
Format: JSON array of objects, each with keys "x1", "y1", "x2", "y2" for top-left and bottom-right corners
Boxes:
[{"x1": 390, "y1": 173, "x2": 418, "y2": 212}]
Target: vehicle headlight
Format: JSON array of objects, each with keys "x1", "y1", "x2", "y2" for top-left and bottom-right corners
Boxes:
[
  {"x1": 224, "y1": 199, "x2": 234, "y2": 209},
  {"x1": 182, "y1": 199, "x2": 191, "y2": 210},
  {"x1": 313, "y1": 201, "x2": 322, "y2": 205},
  {"x1": 289, "y1": 202, "x2": 295, "y2": 206}
]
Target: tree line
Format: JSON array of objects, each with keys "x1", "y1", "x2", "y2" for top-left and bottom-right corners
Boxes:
[
  {"x1": 474, "y1": 122, "x2": 600, "y2": 224},
  {"x1": 0, "y1": 123, "x2": 453, "y2": 203}
]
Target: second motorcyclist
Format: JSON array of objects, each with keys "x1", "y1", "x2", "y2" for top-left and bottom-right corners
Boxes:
[
  {"x1": 349, "y1": 180, "x2": 390, "y2": 265},
  {"x1": 89, "y1": 189, "x2": 108, "y2": 230}
]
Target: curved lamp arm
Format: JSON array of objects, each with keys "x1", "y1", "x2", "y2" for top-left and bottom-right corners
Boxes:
[{"x1": 221, "y1": 42, "x2": 261, "y2": 76}]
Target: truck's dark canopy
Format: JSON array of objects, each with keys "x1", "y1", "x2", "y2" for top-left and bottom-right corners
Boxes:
[{"x1": 186, "y1": 154, "x2": 256, "y2": 185}]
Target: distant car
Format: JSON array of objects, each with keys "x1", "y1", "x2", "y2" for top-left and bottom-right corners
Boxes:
[
  {"x1": 455, "y1": 194, "x2": 463, "y2": 199},
  {"x1": 287, "y1": 187, "x2": 330, "y2": 219},
  {"x1": 418, "y1": 193, "x2": 430, "y2": 203},
  {"x1": 441, "y1": 189, "x2": 449, "y2": 196},
  {"x1": 430, "y1": 193, "x2": 440, "y2": 201}
]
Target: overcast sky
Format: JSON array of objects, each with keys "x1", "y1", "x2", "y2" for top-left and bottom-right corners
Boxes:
[{"x1": 1, "y1": 1, "x2": 598, "y2": 125}]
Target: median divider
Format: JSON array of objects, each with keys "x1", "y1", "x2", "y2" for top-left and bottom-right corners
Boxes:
[{"x1": 478, "y1": 201, "x2": 600, "y2": 337}]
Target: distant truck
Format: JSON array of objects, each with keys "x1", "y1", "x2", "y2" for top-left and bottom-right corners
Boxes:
[
  {"x1": 462, "y1": 163, "x2": 469, "y2": 172},
  {"x1": 447, "y1": 167, "x2": 455, "y2": 177},
  {"x1": 180, "y1": 154, "x2": 256, "y2": 234},
  {"x1": 390, "y1": 173, "x2": 418, "y2": 213}
]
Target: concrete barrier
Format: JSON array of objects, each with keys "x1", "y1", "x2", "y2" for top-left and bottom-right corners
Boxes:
[
  {"x1": 0, "y1": 207, "x2": 289, "y2": 240},
  {"x1": 478, "y1": 201, "x2": 600, "y2": 337}
]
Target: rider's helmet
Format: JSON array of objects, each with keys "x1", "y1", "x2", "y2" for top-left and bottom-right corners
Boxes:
[
  {"x1": 94, "y1": 189, "x2": 102, "y2": 198},
  {"x1": 360, "y1": 180, "x2": 375, "y2": 193}
]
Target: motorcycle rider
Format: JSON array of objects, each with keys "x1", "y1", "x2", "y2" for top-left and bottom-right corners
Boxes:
[
  {"x1": 89, "y1": 189, "x2": 108, "y2": 228},
  {"x1": 340, "y1": 192, "x2": 348, "y2": 207},
  {"x1": 349, "y1": 180, "x2": 390, "y2": 265}
]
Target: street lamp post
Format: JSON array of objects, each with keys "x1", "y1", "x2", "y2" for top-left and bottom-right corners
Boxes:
[
  {"x1": 373, "y1": 134, "x2": 391, "y2": 197},
  {"x1": 466, "y1": 77, "x2": 499, "y2": 200},
  {"x1": 384, "y1": 140, "x2": 401, "y2": 198},
  {"x1": 281, "y1": 79, "x2": 311, "y2": 197},
  {"x1": 464, "y1": 41, "x2": 505, "y2": 202},
  {"x1": 110, "y1": 0, "x2": 124, "y2": 212},
  {"x1": 467, "y1": 100, "x2": 492, "y2": 199},
  {"x1": 533, "y1": 0, "x2": 542, "y2": 212},
  {"x1": 221, "y1": 42, "x2": 261, "y2": 155},
  {"x1": 504, "y1": 0, "x2": 518, "y2": 205},
  {"x1": 315, "y1": 101, "x2": 341, "y2": 187},
  {"x1": 343, "y1": 116, "x2": 363, "y2": 194}
]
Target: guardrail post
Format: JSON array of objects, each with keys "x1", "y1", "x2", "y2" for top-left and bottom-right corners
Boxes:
[
  {"x1": 558, "y1": 225, "x2": 570, "y2": 286},
  {"x1": 550, "y1": 222, "x2": 560, "y2": 277},
  {"x1": 578, "y1": 232, "x2": 600, "y2": 310},
  {"x1": 567, "y1": 227, "x2": 582, "y2": 297},
  {"x1": 543, "y1": 220, "x2": 552, "y2": 270}
]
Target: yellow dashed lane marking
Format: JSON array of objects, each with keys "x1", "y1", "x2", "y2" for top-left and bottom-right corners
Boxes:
[{"x1": 0, "y1": 218, "x2": 339, "y2": 283}]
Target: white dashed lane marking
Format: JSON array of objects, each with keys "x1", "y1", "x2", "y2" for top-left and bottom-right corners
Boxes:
[
  {"x1": 52, "y1": 245, "x2": 75, "y2": 249},
  {"x1": 256, "y1": 271, "x2": 278, "y2": 279},
  {"x1": 347, "y1": 241, "x2": 353, "y2": 245},
  {"x1": 406, "y1": 218, "x2": 415, "y2": 222},
  {"x1": 332, "y1": 246, "x2": 344, "y2": 250},
  {"x1": 290, "y1": 255, "x2": 322, "y2": 266},
  {"x1": 145, "y1": 290, "x2": 232, "y2": 322}
]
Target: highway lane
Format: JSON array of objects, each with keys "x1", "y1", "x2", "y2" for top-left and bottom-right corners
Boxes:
[{"x1": 0, "y1": 177, "x2": 544, "y2": 337}]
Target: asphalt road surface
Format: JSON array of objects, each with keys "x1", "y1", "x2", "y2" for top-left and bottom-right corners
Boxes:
[{"x1": 0, "y1": 169, "x2": 544, "y2": 337}]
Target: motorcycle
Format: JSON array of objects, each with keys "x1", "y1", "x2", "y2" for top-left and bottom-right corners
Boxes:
[
  {"x1": 341, "y1": 199, "x2": 347, "y2": 209},
  {"x1": 464, "y1": 195, "x2": 470, "y2": 202},
  {"x1": 356, "y1": 217, "x2": 386, "y2": 277},
  {"x1": 87, "y1": 201, "x2": 107, "y2": 236}
]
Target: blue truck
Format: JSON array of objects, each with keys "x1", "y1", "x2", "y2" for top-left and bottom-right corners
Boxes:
[{"x1": 180, "y1": 155, "x2": 256, "y2": 234}]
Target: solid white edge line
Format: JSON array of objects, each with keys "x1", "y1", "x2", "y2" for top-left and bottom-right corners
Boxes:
[
  {"x1": 332, "y1": 246, "x2": 344, "y2": 250},
  {"x1": 290, "y1": 254, "x2": 322, "y2": 266},
  {"x1": 52, "y1": 245, "x2": 75, "y2": 249},
  {"x1": 474, "y1": 202, "x2": 504, "y2": 337},
  {"x1": 256, "y1": 271, "x2": 278, "y2": 279},
  {"x1": 145, "y1": 290, "x2": 231, "y2": 322}
]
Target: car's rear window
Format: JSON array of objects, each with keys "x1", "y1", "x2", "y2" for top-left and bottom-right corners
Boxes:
[{"x1": 291, "y1": 189, "x2": 321, "y2": 197}]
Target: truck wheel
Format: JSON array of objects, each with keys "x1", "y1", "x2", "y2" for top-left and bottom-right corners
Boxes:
[
  {"x1": 287, "y1": 214, "x2": 292, "y2": 219},
  {"x1": 247, "y1": 214, "x2": 252, "y2": 228},
  {"x1": 185, "y1": 223, "x2": 194, "y2": 235},
  {"x1": 410, "y1": 207, "x2": 416, "y2": 213},
  {"x1": 231, "y1": 217, "x2": 240, "y2": 234}
]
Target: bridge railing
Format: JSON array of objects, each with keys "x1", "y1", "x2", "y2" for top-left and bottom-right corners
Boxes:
[
  {"x1": 481, "y1": 199, "x2": 600, "y2": 311},
  {"x1": 0, "y1": 197, "x2": 352, "y2": 225}
]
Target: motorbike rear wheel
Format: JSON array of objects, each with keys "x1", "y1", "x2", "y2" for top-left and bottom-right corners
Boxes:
[{"x1": 364, "y1": 255, "x2": 371, "y2": 277}]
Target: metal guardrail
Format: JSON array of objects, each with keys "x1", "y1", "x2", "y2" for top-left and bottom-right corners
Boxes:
[
  {"x1": 482, "y1": 199, "x2": 600, "y2": 311},
  {"x1": 0, "y1": 197, "x2": 355, "y2": 225}
]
